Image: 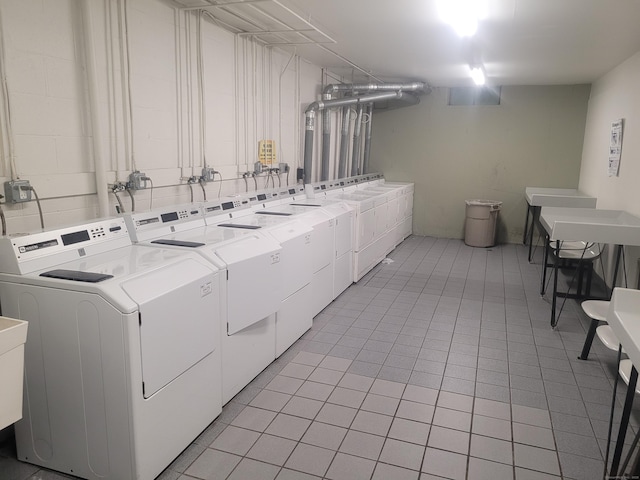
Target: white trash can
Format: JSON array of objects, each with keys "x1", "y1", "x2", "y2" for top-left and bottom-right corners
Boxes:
[{"x1": 464, "y1": 200, "x2": 502, "y2": 247}]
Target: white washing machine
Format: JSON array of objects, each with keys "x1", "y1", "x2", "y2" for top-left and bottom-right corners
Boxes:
[
  {"x1": 0, "y1": 218, "x2": 221, "y2": 480},
  {"x1": 329, "y1": 191, "x2": 388, "y2": 281},
  {"x1": 381, "y1": 181, "x2": 415, "y2": 244},
  {"x1": 358, "y1": 183, "x2": 405, "y2": 252},
  {"x1": 290, "y1": 198, "x2": 355, "y2": 298},
  {"x1": 206, "y1": 200, "x2": 314, "y2": 357},
  {"x1": 255, "y1": 205, "x2": 333, "y2": 317},
  {"x1": 123, "y1": 201, "x2": 283, "y2": 403}
]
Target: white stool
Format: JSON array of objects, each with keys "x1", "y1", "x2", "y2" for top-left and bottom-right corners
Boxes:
[
  {"x1": 579, "y1": 300, "x2": 613, "y2": 360},
  {"x1": 619, "y1": 359, "x2": 640, "y2": 394}
]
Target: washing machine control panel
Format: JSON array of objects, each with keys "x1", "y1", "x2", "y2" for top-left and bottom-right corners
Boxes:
[
  {"x1": 202, "y1": 196, "x2": 250, "y2": 223},
  {"x1": 0, "y1": 218, "x2": 131, "y2": 274},
  {"x1": 122, "y1": 204, "x2": 205, "y2": 242}
]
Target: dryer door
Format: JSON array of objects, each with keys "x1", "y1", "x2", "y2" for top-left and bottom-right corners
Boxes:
[
  {"x1": 214, "y1": 235, "x2": 283, "y2": 335},
  {"x1": 122, "y1": 259, "x2": 219, "y2": 398}
]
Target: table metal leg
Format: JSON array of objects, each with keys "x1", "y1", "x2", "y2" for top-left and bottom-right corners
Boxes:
[
  {"x1": 579, "y1": 318, "x2": 600, "y2": 360},
  {"x1": 611, "y1": 365, "x2": 638, "y2": 477},
  {"x1": 551, "y1": 239, "x2": 560, "y2": 328},
  {"x1": 527, "y1": 206, "x2": 539, "y2": 262},
  {"x1": 523, "y1": 204, "x2": 531, "y2": 245},
  {"x1": 610, "y1": 245, "x2": 623, "y2": 298},
  {"x1": 541, "y1": 235, "x2": 550, "y2": 295}
]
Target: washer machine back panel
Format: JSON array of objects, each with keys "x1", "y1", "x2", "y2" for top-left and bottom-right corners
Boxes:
[
  {"x1": 0, "y1": 217, "x2": 131, "y2": 275},
  {"x1": 123, "y1": 203, "x2": 205, "y2": 243}
]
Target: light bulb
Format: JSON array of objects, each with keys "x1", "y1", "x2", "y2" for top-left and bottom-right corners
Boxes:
[{"x1": 469, "y1": 66, "x2": 485, "y2": 85}]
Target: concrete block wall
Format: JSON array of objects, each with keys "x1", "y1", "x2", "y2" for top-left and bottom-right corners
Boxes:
[{"x1": 0, "y1": 0, "x2": 326, "y2": 235}]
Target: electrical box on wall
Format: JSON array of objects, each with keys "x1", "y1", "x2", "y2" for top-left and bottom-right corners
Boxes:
[
  {"x1": 127, "y1": 171, "x2": 148, "y2": 190},
  {"x1": 4, "y1": 180, "x2": 32, "y2": 203},
  {"x1": 201, "y1": 167, "x2": 217, "y2": 182}
]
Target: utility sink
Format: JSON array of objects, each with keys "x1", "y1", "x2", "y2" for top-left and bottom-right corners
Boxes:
[
  {"x1": 539, "y1": 207, "x2": 640, "y2": 245},
  {"x1": 0, "y1": 317, "x2": 28, "y2": 431},
  {"x1": 525, "y1": 187, "x2": 597, "y2": 208},
  {"x1": 607, "y1": 288, "x2": 640, "y2": 370}
]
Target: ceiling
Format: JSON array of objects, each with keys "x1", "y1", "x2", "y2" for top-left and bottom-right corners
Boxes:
[{"x1": 176, "y1": 0, "x2": 640, "y2": 87}]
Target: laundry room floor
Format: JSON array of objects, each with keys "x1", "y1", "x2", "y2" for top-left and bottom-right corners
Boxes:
[{"x1": 1, "y1": 236, "x2": 638, "y2": 480}]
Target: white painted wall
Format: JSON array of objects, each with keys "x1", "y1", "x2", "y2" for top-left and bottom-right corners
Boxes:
[
  {"x1": 369, "y1": 85, "x2": 591, "y2": 244},
  {"x1": 578, "y1": 50, "x2": 640, "y2": 288},
  {"x1": 0, "y1": 0, "x2": 325, "y2": 234}
]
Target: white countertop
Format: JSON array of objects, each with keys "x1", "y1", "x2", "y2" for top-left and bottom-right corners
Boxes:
[
  {"x1": 539, "y1": 207, "x2": 640, "y2": 245},
  {"x1": 525, "y1": 187, "x2": 597, "y2": 208}
]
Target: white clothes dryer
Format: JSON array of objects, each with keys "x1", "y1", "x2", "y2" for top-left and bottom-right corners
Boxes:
[
  {"x1": 123, "y1": 202, "x2": 284, "y2": 403},
  {"x1": 206, "y1": 201, "x2": 313, "y2": 357},
  {"x1": 0, "y1": 218, "x2": 221, "y2": 480}
]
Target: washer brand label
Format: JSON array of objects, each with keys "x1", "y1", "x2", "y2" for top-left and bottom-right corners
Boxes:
[
  {"x1": 305, "y1": 234, "x2": 311, "y2": 244},
  {"x1": 137, "y1": 217, "x2": 159, "y2": 226},
  {"x1": 271, "y1": 252, "x2": 281, "y2": 264},
  {"x1": 18, "y1": 239, "x2": 59, "y2": 253},
  {"x1": 201, "y1": 282, "x2": 212, "y2": 297}
]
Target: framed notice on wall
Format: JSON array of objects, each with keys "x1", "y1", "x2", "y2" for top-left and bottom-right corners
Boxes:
[{"x1": 608, "y1": 119, "x2": 623, "y2": 177}]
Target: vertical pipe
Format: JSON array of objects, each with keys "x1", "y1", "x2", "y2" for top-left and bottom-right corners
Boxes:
[
  {"x1": 321, "y1": 108, "x2": 330, "y2": 181},
  {"x1": 351, "y1": 104, "x2": 363, "y2": 176},
  {"x1": 338, "y1": 106, "x2": 349, "y2": 179},
  {"x1": 303, "y1": 111, "x2": 315, "y2": 184},
  {"x1": 81, "y1": 1, "x2": 110, "y2": 217},
  {"x1": 362, "y1": 103, "x2": 373, "y2": 174}
]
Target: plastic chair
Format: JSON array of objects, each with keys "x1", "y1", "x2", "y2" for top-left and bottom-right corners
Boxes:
[
  {"x1": 579, "y1": 300, "x2": 617, "y2": 360},
  {"x1": 619, "y1": 360, "x2": 640, "y2": 394},
  {"x1": 541, "y1": 240, "x2": 602, "y2": 296}
]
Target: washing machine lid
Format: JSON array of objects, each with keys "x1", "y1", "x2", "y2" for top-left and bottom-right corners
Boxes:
[
  {"x1": 0, "y1": 244, "x2": 219, "y2": 313},
  {"x1": 259, "y1": 205, "x2": 334, "y2": 227},
  {"x1": 218, "y1": 214, "x2": 299, "y2": 230}
]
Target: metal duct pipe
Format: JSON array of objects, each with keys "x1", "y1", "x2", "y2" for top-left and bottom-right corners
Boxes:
[
  {"x1": 303, "y1": 110, "x2": 315, "y2": 184},
  {"x1": 321, "y1": 108, "x2": 331, "y2": 181},
  {"x1": 303, "y1": 90, "x2": 403, "y2": 183},
  {"x1": 323, "y1": 81, "x2": 427, "y2": 96},
  {"x1": 362, "y1": 103, "x2": 373, "y2": 174},
  {"x1": 374, "y1": 91, "x2": 421, "y2": 111},
  {"x1": 338, "y1": 106, "x2": 350, "y2": 179},
  {"x1": 351, "y1": 104, "x2": 364, "y2": 176}
]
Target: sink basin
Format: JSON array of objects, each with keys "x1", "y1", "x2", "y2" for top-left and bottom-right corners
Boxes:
[
  {"x1": 539, "y1": 208, "x2": 640, "y2": 245},
  {"x1": 0, "y1": 317, "x2": 28, "y2": 431}
]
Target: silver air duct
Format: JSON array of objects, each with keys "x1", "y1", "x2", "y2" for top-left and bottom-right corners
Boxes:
[
  {"x1": 338, "y1": 106, "x2": 350, "y2": 179},
  {"x1": 321, "y1": 108, "x2": 331, "y2": 181},
  {"x1": 351, "y1": 104, "x2": 364, "y2": 176},
  {"x1": 363, "y1": 103, "x2": 373, "y2": 174},
  {"x1": 304, "y1": 90, "x2": 405, "y2": 183},
  {"x1": 323, "y1": 81, "x2": 428, "y2": 95}
]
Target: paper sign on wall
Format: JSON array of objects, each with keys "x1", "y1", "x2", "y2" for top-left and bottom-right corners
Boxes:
[{"x1": 608, "y1": 119, "x2": 623, "y2": 177}]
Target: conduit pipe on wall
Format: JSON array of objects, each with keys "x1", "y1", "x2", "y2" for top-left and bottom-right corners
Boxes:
[
  {"x1": 303, "y1": 90, "x2": 405, "y2": 184},
  {"x1": 81, "y1": 1, "x2": 110, "y2": 217}
]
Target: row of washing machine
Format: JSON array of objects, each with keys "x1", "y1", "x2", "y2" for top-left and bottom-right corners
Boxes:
[
  {"x1": 305, "y1": 175, "x2": 414, "y2": 280},
  {"x1": 0, "y1": 175, "x2": 412, "y2": 480}
]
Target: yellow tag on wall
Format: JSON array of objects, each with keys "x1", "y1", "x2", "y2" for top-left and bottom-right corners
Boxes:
[{"x1": 258, "y1": 140, "x2": 276, "y2": 167}]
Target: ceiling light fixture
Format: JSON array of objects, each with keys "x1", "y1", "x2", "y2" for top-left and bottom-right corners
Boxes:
[
  {"x1": 469, "y1": 65, "x2": 485, "y2": 85},
  {"x1": 438, "y1": 0, "x2": 486, "y2": 37}
]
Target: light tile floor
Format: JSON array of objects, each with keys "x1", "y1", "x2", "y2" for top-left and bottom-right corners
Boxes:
[{"x1": 2, "y1": 236, "x2": 640, "y2": 480}]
